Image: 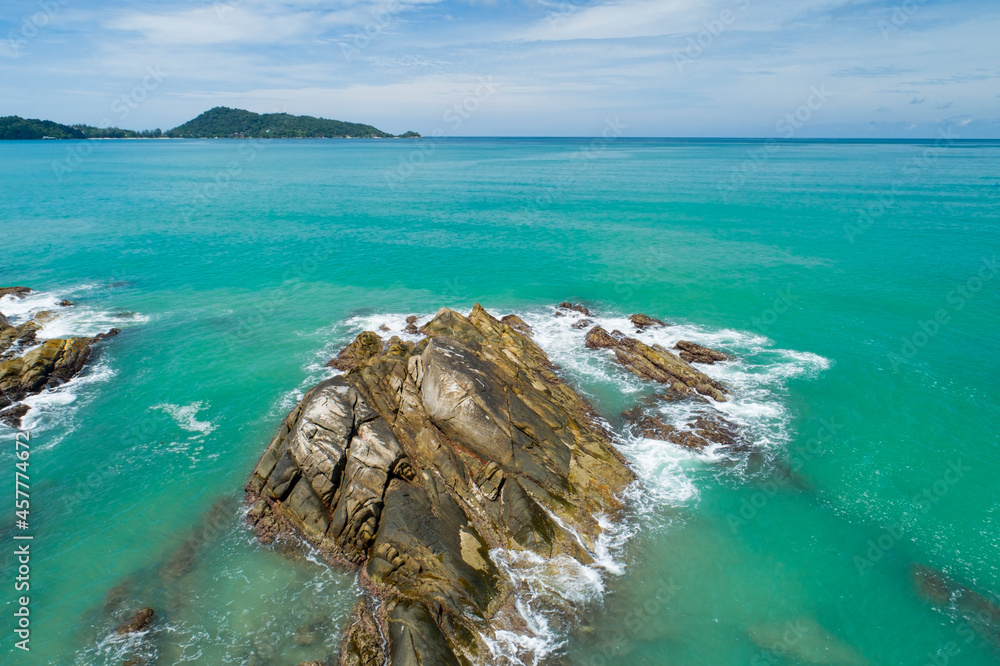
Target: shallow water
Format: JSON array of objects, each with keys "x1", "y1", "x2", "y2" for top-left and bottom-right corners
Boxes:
[{"x1": 1, "y1": 138, "x2": 998, "y2": 664}]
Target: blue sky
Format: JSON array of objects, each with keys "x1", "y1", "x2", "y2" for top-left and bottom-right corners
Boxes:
[{"x1": 1, "y1": 0, "x2": 998, "y2": 137}]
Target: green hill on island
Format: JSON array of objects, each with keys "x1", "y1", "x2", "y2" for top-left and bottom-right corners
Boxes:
[
  {"x1": 165, "y1": 107, "x2": 416, "y2": 138},
  {"x1": 0, "y1": 108, "x2": 420, "y2": 140},
  {"x1": 0, "y1": 116, "x2": 86, "y2": 140}
]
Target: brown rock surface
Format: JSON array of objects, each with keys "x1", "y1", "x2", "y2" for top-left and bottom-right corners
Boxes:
[
  {"x1": 674, "y1": 340, "x2": 729, "y2": 365},
  {"x1": 585, "y1": 326, "x2": 728, "y2": 402},
  {"x1": 247, "y1": 305, "x2": 635, "y2": 664},
  {"x1": 628, "y1": 313, "x2": 665, "y2": 331},
  {"x1": 327, "y1": 331, "x2": 384, "y2": 372}
]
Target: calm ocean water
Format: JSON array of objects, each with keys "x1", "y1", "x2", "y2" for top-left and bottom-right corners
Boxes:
[{"x1": 1, "y1": 138, "x2": 999, "y2": 665}]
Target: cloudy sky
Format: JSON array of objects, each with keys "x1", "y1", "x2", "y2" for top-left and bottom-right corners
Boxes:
[{"x1": 1, "y1": 0, "x2": 998, "y2": 137}]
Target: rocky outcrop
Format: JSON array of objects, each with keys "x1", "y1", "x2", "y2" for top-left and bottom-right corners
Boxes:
[
  {"x1": 674, "y1": 340, "x2": 729, "y2": 365},
  {"x1": 621, "y1": 406, "x2": 749, "y2": 452},
  {"x1": 499, "y1": 314, "x2": 530, "y2": 335},
  {"x1": 628, "y1": 313, "x2": 665, "y2": 331},
  {"x1": 247, "y1": 305, "x2": 635, "y2": 665},
  {"x1": 404, "y1": 316, "x2": 419, "y2": 335},
  {"x1": 585, "y1": 326, "x2": 728, "y2": 402},
  {"x1": 0, "y1": 291, "x2": 118, "y2": 428},
  {"x1": 0, "y1": 286, "x2": 32, "y2": 299}
]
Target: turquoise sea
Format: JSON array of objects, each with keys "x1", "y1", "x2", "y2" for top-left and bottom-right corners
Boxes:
[{"x1": 1, "y1": 137, "x2": 999, "y2": 665}]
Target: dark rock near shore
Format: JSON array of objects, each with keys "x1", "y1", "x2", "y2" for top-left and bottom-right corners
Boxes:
[
  {"x1": 339, "y1": 599, "x2": 388, "y2": 666},
  {"x1": 247, "y1": 305, "x2": 635, "y2": 664},
  {"x1": 674, "y1": 340, "x2": 729, "y2": 365},
  {"x1": 59, "y1": 299, "x2": 74, "y2": 307},
  {"x1": 404, "y1": 316, "x2": 419, "y2": 335},
  {"x1": 326, "y1": 331, "x2": 384, "y2": 371},
  {"x1": 585, "y1": 326, "x2": 728, "y2": 402},
  {"x1": 0, "y1": 403, "x2": 29, "y2": 428},
  {"x1": 557, "y1": 301, "x2": 591, "y2": 316},
  {"x1": 628, "y1": 313, "x2": 665, "y2": 331}
]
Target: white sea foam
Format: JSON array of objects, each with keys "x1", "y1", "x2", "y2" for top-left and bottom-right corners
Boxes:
[{"x1": 152, "y1": 402, "x2": 217, "y2": 437}]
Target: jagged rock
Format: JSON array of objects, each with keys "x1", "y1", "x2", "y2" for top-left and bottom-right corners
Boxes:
[
  {"x1": 0, "y1": 287, "x2": 32, "y2": 299},
  {"x1": 404, "y1": 316, "x2": 419, "y2": 335},
  {"x1": 571, "y1": 318, "x2": 593, "y2": 330},
  {"x1": 59, "y1": 299, "x2": 74, "y2": 307},
  {"x1": 621, "y1": 407, "x2": 748, "y2": 452},
  {"x1": 628, "y1": 313, "x2": 665, "y2": 331},
  {"x1": 247, "y1": 305, "x2": 635, "y2": 665},
  {"x1": 115, "y1": 607, "x2": 155, "y2": 634},
  {"x1": 585, "y1": 326, "x2": 728, "y2": 402},
  {"x1": 557, "y1": 301, "x2": 591, "y2": 316},
  {"x1": 379, "y1": 324, "x2": 391, "y2": 332},
  {"x1": 327, "y1": 332, "x2": 384, "y2": 371},
  {"x1": 674, "y1": 340, "x2": 729, "y2": 365},
  {"x1": 911, "y1": 564, "x2": 1000, "y2": 649},
  {"x1": 500, "y1": 314, "x2": 531, "y2": 335}
]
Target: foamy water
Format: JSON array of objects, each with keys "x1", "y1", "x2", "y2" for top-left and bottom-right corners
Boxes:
[{"x1": 1, "y1": 286, "x2": 145, "y2": 438}]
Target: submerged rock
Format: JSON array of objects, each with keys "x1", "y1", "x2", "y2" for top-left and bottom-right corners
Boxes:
[
  {"x1": 628, "y1": 313, "x2": 665, "y2": 331},
  {"x1": 747, "y1": 618, "x2": 868, "y2": 665},
  {"x1": 585, "y1": 326, "x2": 728, "y2": 402},
  {"x1": 674, "y1": 340, "x2": 729, "y2": 365},
  {"x1": 247, "y1": 304, "x2": 635, "y2": 664},
  {"x1": 115, "y1": 607, "x2": 155, "y2": 634},
  {"x1": 911, "y1": 564, "x2": 1000, "y2": 649}
]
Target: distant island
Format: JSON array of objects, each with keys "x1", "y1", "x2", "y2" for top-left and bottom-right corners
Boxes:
[{"x1": 0, "y1": 107, "x2": 420, "y2": 140}]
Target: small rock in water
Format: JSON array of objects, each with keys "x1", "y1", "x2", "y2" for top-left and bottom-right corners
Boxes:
[
  {"x1": 557, "y1": 301, "x2": 591, "y2": 315},
  {"x1": 675, "y1": 340, "x2": 729, "y2": 364},
  {"x1": 571, "y1": 318, "x2": 593, "y2": 329},
  {"x1": 629, "y1": 313, "x2": 665, "y2": 331},
  {"x1": 59, "y1": 299, "x2": 74, "y2": 307},
  {"x1": 378, "y1": 324, "x2": 391, "y2": 332}
]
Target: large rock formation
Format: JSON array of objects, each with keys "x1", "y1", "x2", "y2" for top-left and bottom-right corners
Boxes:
[
  {"x1": 584, "y1": 325, "x2": 729, "y2": 402},
  {"x1": 0, "y1": 290, "x2": 119, "y2": 427},
  {"x1": 246, "y1": 305, "x2": 635, "y2": 665}
]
